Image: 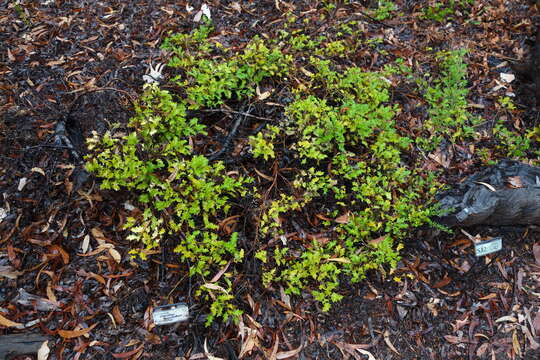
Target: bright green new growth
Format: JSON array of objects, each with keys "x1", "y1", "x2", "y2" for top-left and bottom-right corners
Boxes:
[
  {"x1": 262, "y1": 67, "x2": 439, "y2": 310},
  {"x1": 86, "y1": 84, "x2": 250, "y2": 324},
  {"x1": 86, "y1": 20, "x2": 447, "y2": 323},
  {"x1": 422, "y1": 0, "x2": 475, "y2": 23},
  {"x1": 418, "y1": 49, "x2": 479, "y2": 151}
]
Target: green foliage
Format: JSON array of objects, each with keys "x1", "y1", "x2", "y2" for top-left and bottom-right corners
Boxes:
[
  {"x1": 256, "y1": 54, "x2": 440, "y2": 310},
  {"x1": 373, "y1": 0, "x2": 398, "y2": 21},
  {"x1": 87, "y1": 22, "x2": 443, "y2": 323},
  {"x1": 497, "y1": 96, "x2": 516, "y2": 111},
  {"x1": 422, "y1": 0, "x2": 474, "y2": 22},
  {"x1": 492, "y1": 119, "x2": 532, "y2": 160},
  {"x1": 86, "y1": 84, "x2": 250, "y2": 323},
  {"x1": 249, "y1": 125, "x2": 281, "y2": 161},
  {"x1": 162, "y1": 23, "x2": 292, "y2": 108},
  {"x1": 198, "y1": 276, "x2": 242, "y2": 326},
  {"x1": 418, "y1": 49, "x2": 479, "y2": 150},
  {"x1": 12, "y1": 1, "x2": 32, "y2": 26}
]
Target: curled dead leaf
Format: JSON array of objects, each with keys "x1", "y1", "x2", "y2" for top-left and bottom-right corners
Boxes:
[
  {"x1": 81, "y1": 234, "x2": 90, "y2": 253},
  {"x1": 112, "y1": 305, "x2": 125, "y2": 325},
  {"x1": 276, "y1": 343, "x2": 303, "y2": 359},
  {"x1": 0, "y1": 265, "x2": 22, "y2": 279},
  {"x1": 31, "y1": 167, "x2": 46, "y2": 176},
  {"x1": 335, "y1": 213, "x2": 350, "y2": 224},
  {"x1": 357, "y1": 349, "x2": 377, "y2": 360},
  {"x1": 475, "y1": 181, "x2": 496, "y2": 192},
  {"x1": 533, "y1": 243, "x2": 540, "y2": 266},
  {"x1": 432, "y1": 276, "x2": 452, "y2": 289},
  {"x1": 368, "y1": 236, "x2": 386, "y2": 247},
  {"x1": 0, "y1": 313, "x2": 22, "y2": 327},
  {"x1": 58, "y1": 323, "x2": 97, "y2": 339},
  {"x1": 37, "y1": 340, "x2": 50, "y2": 360},
  {"x1": 91, "y1": 227, "x2": 108, "y2": 245},
  {"x1": 112, "y1": 344, "x2": 144, "y2": 359},
  {"x1": 500, "y1": 73, "x2": 515, "y2": 83},
  {"x1": 49, "y1": 244, "x2": 69, "y2": 264},
  {"x1": 202, "y1": 283, "x2": 227, "y2": 293},
  {"x1": 37, "y1": 340, "x2": 51, "y2": 360},
  {"x1": 444, "y1": 335, "x2": 463, "y2": 344},
  {"x1": 109, "y1": 248, "x2": 121, "y2": 263},
  {"x1": 383, "y1": 330, "x2": 400, "y2": 355},
  {"x1": 327, "y1": 257, "x2": 351, "y2": 263},
  {"x1": 506, "y1": 176, "x2": 524, "y2": 188}
]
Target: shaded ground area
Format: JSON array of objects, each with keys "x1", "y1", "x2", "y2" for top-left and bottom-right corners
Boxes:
[{"x1": 2, "y1": 0, "x2": 540, "y2": 359}]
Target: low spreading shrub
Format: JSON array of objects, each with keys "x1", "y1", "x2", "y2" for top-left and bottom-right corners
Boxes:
[{"x1": 85, "y1": 19, "x2": 473, "y2": 324}]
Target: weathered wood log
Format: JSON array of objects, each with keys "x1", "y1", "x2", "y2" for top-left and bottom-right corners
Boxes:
[
  {"x1": 437, "y1": 160, "x2": 540, "y2": 227},
  {"x1": 0, "y1": 333, "x2": 48, "y2": 360}
]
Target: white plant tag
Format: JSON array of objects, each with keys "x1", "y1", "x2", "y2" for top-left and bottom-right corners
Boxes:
[
  {"x1": 153, "y1": 303, "x2": 189, "y2": 325},
  {"x1": 474, "y1": 237, "x2": 502, "y2": 257}
]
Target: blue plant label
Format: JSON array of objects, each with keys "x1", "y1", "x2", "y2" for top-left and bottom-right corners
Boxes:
[
  {"x1": 153, "y1": 303, "x2": 189, "y2": 325},
  {"x1": 474, "y1": 237, "x2": 502, "y2": 257}
]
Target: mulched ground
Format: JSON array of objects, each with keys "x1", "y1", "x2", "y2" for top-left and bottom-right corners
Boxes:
[{"x1": 2, "y1": 0, "x2": 540, "y2": 359}]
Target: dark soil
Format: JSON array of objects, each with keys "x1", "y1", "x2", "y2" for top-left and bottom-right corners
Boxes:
[{"x1": 2, "y1": 1, "x2": 540, "y2": 359}]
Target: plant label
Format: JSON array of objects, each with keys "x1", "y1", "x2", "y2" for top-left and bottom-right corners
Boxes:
[
  {"x1": 153, "y1": 303, "x2": 189, "y2": 325},
  {"x1": 474, "y1": 237, "x2": 502, "y2": 257}
]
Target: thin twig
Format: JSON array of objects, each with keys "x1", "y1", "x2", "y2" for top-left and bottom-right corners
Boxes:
[
  {"x1": 23, "y1": 144, "x2": 76, "y2": 151},
  {"x1": 66, "y1": 86, "x2": 137, "y2": 115},
  {"x1": 352, "y1": 9, "x2": 394, "y2": 29},
  {"x1": 201, "y1": 108, "x2": 277, "y2": 122},
  {"x1": 207, "y1": 105, "x2": 253, "y2": 161}
]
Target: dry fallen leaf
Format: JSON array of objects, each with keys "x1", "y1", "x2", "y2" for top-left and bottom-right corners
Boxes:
[
  {"x1": 495, "y1": 315, "x2": 517, "y2": 323},
  {"x1": 18, "y1": 177, "x2": 28, "y2": 191},
  {"x1": 112, "y1": 344, "x2": 144, "y2": 359},
  {"x1": 276, "y1": 343, "x2": 303, "y2": 359},
  {"x1": 533, "y1": 243, "x2": 540, "y2": 267},
  {"x1": 112, "y1": 305, "x2": 125, "y2": 325},
  {"x1": 202, "y1": 283, "x2": 227, "y2": 292},
  {"x1": 91, "y1": 228, "x2": 108, "y2": 245},
  {"x1": 0, "y1": 313, "x2": 22, "y2": 327},
  {"x1": 335, "y1": 213, "x2": 350, "y2": 224},
  {"x1": 31, "y1": 167, "x2": 46, "y2": 176},
  {"x1": 476, "y1": 342, "x2": 489, "y2": 357},
  {"x1": 0, "y1": 265, "x2": 23, "y2": 279},
  {"x1": 58, "y1": 323, "x2": 98, "y2": 339},
  {"x1": 533, "y1": 312, "x2": 540, "y2": 337},
  {"x1": 204, "y1": 338, "x2": 224, "y2": 360},
  {"x1": 230, "y1": 2, "x2": 242, "y2": 12},
  {"x1": 357, "y1": 349, "x2": 377, "y2": 360},
  {"x1": 444, "y1": 335, "x2": 463, "y2": 344},
  {"x1": 432, "y1": 276, "x2": 452, "y2": 289},
  {"x1": 383, "y1": 330, "x2": 400, "y2": 355},
  {"x1": 81, "y1": 234, "x2": 90, "y2": 253},
  {"x1": 475, "y1": 181, "x2": 496, "y2": 192},
  {"x1": 194, "y1": 3, "x2": 211, "y2": 22},
  {"x1": 46, "y1": 281, "x2": 57, "y2": 303},
  {"x1": 506, "y1": 176, "x2": 524, "y2": 189},
  {"x1": 37, "y1": 340, "x2": 50, "y2": 360},
  {"x1": 478, "y1": 293, "x2": 498, "y2": 300},
  {"x1": 512, "y1": 329, "x2": 522, "y2": 357},
  {"x1": 7, "y1": 48, "x2": 15, "y2": 62},
  {"x1": 238, "y1": 327, "x2": 259, "y2": 358},
  {"x1": 49, "y1": 244, "x2": 69, "y2": 264},
  {"x1": 500, "y1": 73, "x2": 515, "y2": 83},
  {"x1": 109, "y1": 248, "x2": 121, "y2": 263},
  {"x1": 368, "y1": 235, "x2": 386, "y2": 247}
]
